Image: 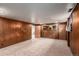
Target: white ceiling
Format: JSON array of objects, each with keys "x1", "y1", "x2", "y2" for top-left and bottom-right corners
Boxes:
[{"x1": 0, "y1": 3, "x2": 75, "y2": 24}]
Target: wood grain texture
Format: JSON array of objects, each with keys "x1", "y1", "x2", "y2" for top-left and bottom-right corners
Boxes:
[
  {"x1": 59, "y1": 23, "x2": 66, "y2": 40},
  {"x1": 35, "y1": 26, "x2": 41, "y2": 38},
  {"x1": 69, "y1": 4, "x2": 79, "y2": 55},
  {"x1": 41, "y1": 23, "x2": 66, "y2": 39},
  {"x1": 0, "y1": 17, "x2": 32, "y2": 48}
]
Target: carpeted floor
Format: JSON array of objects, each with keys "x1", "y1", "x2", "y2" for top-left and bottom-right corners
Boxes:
[{"x1": 0, "y1": 38, "x2": 72, "y2": 56}]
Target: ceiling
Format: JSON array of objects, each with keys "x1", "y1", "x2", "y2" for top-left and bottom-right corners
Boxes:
[{"x1": 0, "y1": 3, "x2": 76, "y2": 24}]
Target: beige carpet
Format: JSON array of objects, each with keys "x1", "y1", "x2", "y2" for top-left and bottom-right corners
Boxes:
[{"x1": 0, "y1": 38, "x2": 72, "y2": 56}]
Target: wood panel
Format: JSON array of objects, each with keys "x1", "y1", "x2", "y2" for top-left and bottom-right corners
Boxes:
[
  {"x1": 69, "y1": 4, "x2": 79, "y2": 55},
  {"x1": 35, "y1": 25, "x2": 41, "y2": 38},
  {"x1": 41, "y1": 23, "x2": 66, "y2": 39},
  {"x1": 59, "y1": 23, "x2": 66, "y2": 40},
  {"x1": 41, "y1": 25, "x2": 58, "y2": 39},
  {"x1": 0, "y1": 17, "x2": 32, "y2": 48}
]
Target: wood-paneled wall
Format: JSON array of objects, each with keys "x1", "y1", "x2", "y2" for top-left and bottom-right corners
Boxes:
[
  {"x1": 0, "y1": 17, "x2": 31, "y2": 48},
  {"x1": 41, "y1": 23, "x2": 66, "y2": 39},
  {"x1": 35, "y1": 25, "x2": 41, "y2": 38},
  {"x1": 41, "y1": 26, "x2": 58, "y2": 39},
  {"x1": 69, "y1": 4, "x2": 79, "y2": 55},
  {"x1": 59, "y1": 23, "x2": 66, "y2": 40}
]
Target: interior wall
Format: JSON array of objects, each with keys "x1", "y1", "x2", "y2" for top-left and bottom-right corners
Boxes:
[
  {"x1": 59, "y1": 23, "x2": 66, "y2": 40},
  {"x1": 41, "y1": 23, "x2": 66, "y2": 39},
  {"x1": 41, "y1": 25, "x2": 58, "y2": 39},
  {"x1": 69, "y1": 4, "x2": 79, "y2": 55},
  {"x1": 35, "y1": 25, "x2": 41, "y2": 38},
  {"x1": 0, "y1": 17, "x2": 32, "y2": 48}
]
